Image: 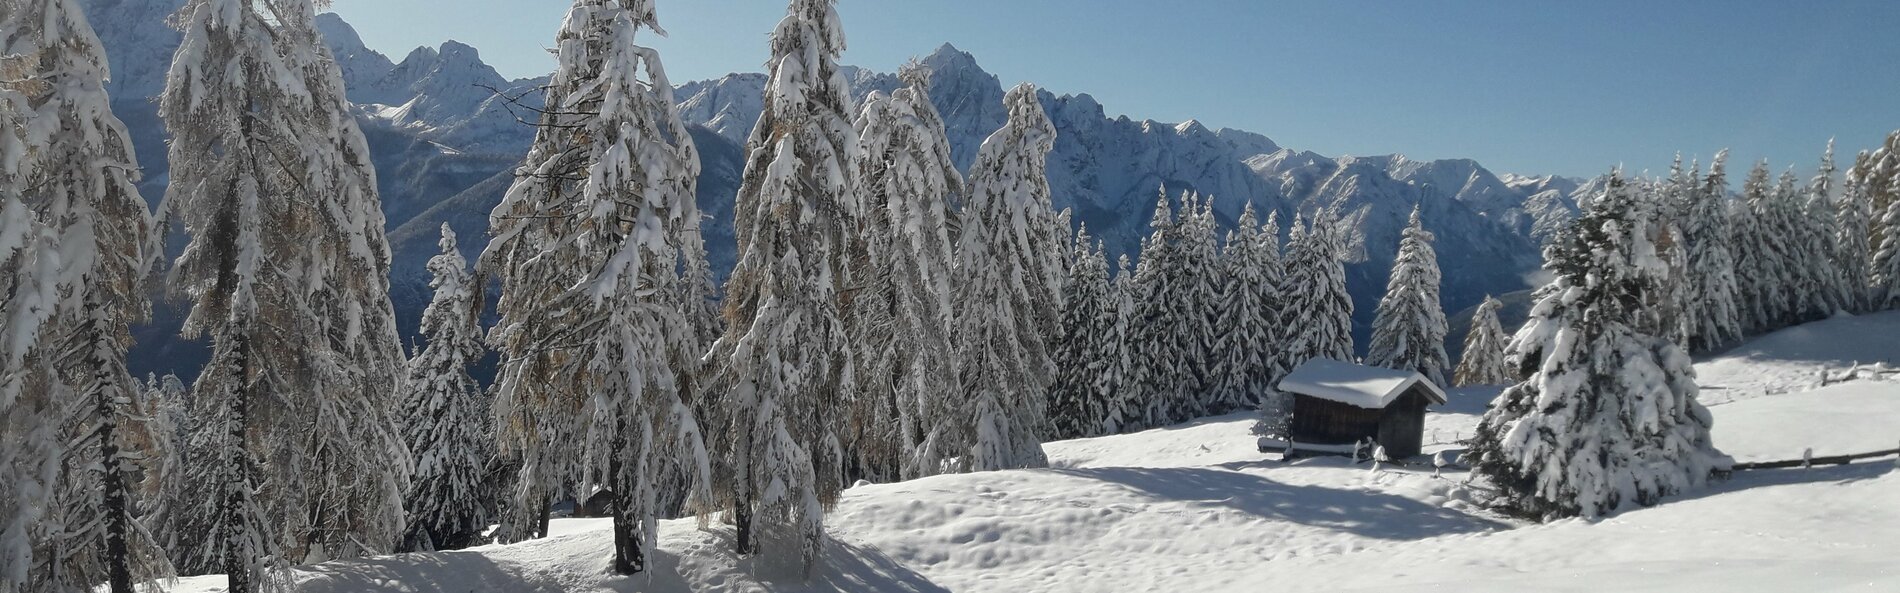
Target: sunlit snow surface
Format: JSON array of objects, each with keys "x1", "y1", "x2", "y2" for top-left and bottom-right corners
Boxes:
[{"x1": 166, "y1": 314, "x2": 1900, "y2": 592}]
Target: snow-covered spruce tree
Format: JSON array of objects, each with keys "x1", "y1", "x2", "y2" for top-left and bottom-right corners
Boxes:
[
  {"x1": 1466, "y1": 171, "x2": 1724, "y2": 521},
  {"x1": 949, "y1": 82, "x2": 1060, "y2": 471},
  {"x1": 1366, "y1": 206, "x2": 1449, "y2": 386},
  {"x1": 701, "y1": 0, "x2": 857, "y2": 568},
  {"x1": 1255, "y1": 211, "x2": 1291, "y2": 383},
  {"x1": 1047, "y1": 207, "x2": 1073, "y2": 309},
  {"x1": 1795, "y1": 142, "x2": 1846, "y2": 321},
  {"x1": 1862, "y1": 130, "x2": 1900, "y2": 285},
  {"x1": 1875, "y1": 189, "x2": 1900, "y2": 310},
  {"x1": 0, "y1": 7, "x2": 67, "y2": 590},
  {"x1": 1452, "y1": 296, "x2": 1512, "y2": 386},
  {"x1": 147, "y1": 377, "x2": 219, "y2": 576},
  {"x1": 1049, "y1": 226, "x2": 1114, "y2": 440},
  {"x1": 480, "y1": 0, "x2": 713, "y2": 574},
  {"x1": 1101, "y1": 254, "x2": 1137, "y2": 434},
  {"x1": 1836, "y1": 151, "x2": 1874, "y2": 314},
  {"x1": 681, "y1": 220, "x2": 723, "y2": 350},
  {"x1": 848, "y1": 61, "x2": 962, "y2": 481},
  {"x1": 1764, "y1": 168, "x2": 1810, "y2": 325},
  {"x1": 1211, "y1": 204, "x2": 1276, "y2": 412},
  {"x1": 1247, "y1": 211, "x2": 1295, "y2": 441},
  {"x1": 1730, "y1": 162, "x2": 1777, "y2": 333},
  {"x1": 1643, "y1": 159, "x2": 1695, "y2": 348},
  {"x1": 1282, "y1": 208, "x2": 1356, "y2": 365},
  {"x1": 1174, "y1": 194, "x2": 1223, "y2": 418},
  {"x1": 137, "y1": 373, "x2": 186, "y2": 513},
  {"x1": 157, "y1": 1, "x2": 411, "y2": 588},
  {"x1": 1681, "y1": 151, "x2": 1743, "y2": 352},
  {"x1": 1127, "y1": 191, "x2": 1190, "y2": 429},
  {"x1": 7, "y1": 1, "x2": 168, "y2": 590},
  {"x1": 398, "y1": 226, "x2": 490, "y2": 553}
]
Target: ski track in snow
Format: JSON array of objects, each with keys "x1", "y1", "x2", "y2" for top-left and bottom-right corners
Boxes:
[{"x1": 163, "y1": 315, "x2": 1900, "y2": 592}]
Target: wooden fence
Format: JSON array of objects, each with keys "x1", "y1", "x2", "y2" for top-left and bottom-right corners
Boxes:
[{"x1": 1728, "y1": 447, "x2": 1900, "y2": 471}]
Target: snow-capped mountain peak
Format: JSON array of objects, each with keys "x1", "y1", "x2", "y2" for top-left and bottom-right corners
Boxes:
[{"x1": 85, "y1": 1, "x2": 1562, "y2": 374}]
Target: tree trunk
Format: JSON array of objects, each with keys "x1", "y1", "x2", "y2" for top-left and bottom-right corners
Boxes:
[
  {"x1": 732, "y1": 426, "x2": 753, "y2": 556},
  {"x1": 535, "y1": 496, "x2": 551, "y2": 540},
  {"x1": 99, "y1": 368, "x2": 132, "y2": 593},
  {"x1": 733, "y1": 500, "x2": 753, "y2": 556},
  {"x1": 220, "y1": 333, "x2": 252, "y2": 593},
  {"x1": 608, "y1": 428, "x2": 644, "y2": 574}
]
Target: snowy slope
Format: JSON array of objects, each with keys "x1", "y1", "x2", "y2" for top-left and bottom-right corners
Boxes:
[
  {"x1": 1696, "y1": 311, "x2": 1900, "y2": 401},
  {"x1": 1256, "y1": 463, "x2": 1897, "y2": 593},
  {"x1": 161, "y1": 313, "x2": 1900, "y2": 592},
  {"x1": 1711, "y1": 381, "x2": 1900, "y2": 462}
]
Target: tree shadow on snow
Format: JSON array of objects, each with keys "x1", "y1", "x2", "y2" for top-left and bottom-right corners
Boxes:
[
  {"x1": 295, "y1": 550, "x2": 575, "y2": 593},
  {"x1": 1681, "y1": 461, "x2": 1895, "y2": 503},
  {"x1": 1050, "y1": 466, "x2": 1505, "y2": 540},
  {"x1": 803, "y1": 538, "x2": 950, "y2": 593},
  {"x1": 639, "y1": 528, "x2": 950, "y2": 593},
  {"x1": 290, "y1": 530, "x2": 949, "y2": 593}
]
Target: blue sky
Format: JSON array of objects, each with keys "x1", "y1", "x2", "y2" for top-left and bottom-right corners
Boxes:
[{"x1": 326, "y1": 0, "x2": 1900, "y2": 178}]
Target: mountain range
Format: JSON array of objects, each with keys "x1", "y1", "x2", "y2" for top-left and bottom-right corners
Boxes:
[{"x1": 80, "y1": 0, "x2": 1588, "y2": 379}]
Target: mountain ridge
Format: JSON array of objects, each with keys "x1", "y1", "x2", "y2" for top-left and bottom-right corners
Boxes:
[{"x1": 79, "y1": 1, "x2": 1582, "y2": 379}]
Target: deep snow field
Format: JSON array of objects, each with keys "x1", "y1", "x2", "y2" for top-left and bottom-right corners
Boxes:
[{"x1": 166, "y1": 313, "x2": 1900, "y2": 592}]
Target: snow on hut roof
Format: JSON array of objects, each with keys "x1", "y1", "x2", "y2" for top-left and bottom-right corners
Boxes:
[{"x1": 1277, "y1": 359, "x2": 1447, "y2": 408}]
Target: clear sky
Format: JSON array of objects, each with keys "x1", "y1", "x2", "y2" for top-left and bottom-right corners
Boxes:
[{"x1": 325, "y1": 0, "x2": 1900, "y2": 179}]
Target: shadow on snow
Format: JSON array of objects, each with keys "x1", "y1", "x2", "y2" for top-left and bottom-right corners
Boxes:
[{"x1": 1048, "y1": 465, "x2": 1505, "y2": 540}]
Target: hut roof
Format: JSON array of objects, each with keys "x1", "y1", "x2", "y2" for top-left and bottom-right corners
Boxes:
[{"x1": 1278, "y1": 359, "x2": 1447, "y2": 409}]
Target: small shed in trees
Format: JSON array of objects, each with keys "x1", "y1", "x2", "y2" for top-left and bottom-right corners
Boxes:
[{"x1": 1278, "y1": 359, "x2": 1447, "y2": 459}]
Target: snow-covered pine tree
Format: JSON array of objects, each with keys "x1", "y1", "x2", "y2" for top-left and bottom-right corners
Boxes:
[
  {"x1": 1257, "y1": 211, "x2": 1289, "y2": 384},
  {"x1": 158, "y1": 1, "x2": 416, "y2": 588},
  {"x1": 147, "y1": 375, "x2": 219, "y2": 576},
  {"x1": 480, "y1": 0, "x2": 713, "y2": 574},
  {"x1": 1049, "y1": 226, "x2": 1114, "y2": 440},
  {"x1": 398, "y1": 226, "x2": 489, "y2": 553},
  {"x1": 1248, "y1": 210, "x2": 1296, "y2": 441},
  {"x1": 701, "y1": 0, "x2": 857, "y2": 568},
  {"x1": 1282, "y1": 209, "x2": 1356, "y2": 365},
  {"x1": 1467, "y1": 171, "x2": 1724, "y2": 520},
  {"x1": 680, "y1": 221, "x2": 723, "y2": 350},
  {"x1": 849, "y1": 61, "x2": 962, "y2": 481},
  {"x1": 7, "y1": 1, "x2": 167, "y2": 590},
  {"x1": 1047, "y1": 207, "x2": 1074, "y2": 310},
  {"x1": 1862, "y1": 130, "x2": 1900, "y2": 286},
  {"x1": 1768, "y1": 167, "x2": 1815, "y2": 325},
  {"x1": 1210, "y1": 204, "x2": 1276, "y2": 413},
  {"x1": 1681, "y1": 151, "x2": 1743, "y2": 352},
  {"x1": 1452, "y1": 296, "x2": 1512, "y2": 386},
  {"x1": 1874, "y1": 188, "x2": 1900, "y2": 310},
  {"x1": 1836, "y1": 151, "x2": 1874, "y2": 314},
  {"x1": 137, "y1": 373, "x2": 186, "y2": 512},
  {"x1": 952, "y1": 82, "x2": 1059, "y2": 471},
  {"x1": 1730, "y1": 162, "x2": 1777, "y2": 333},
  {"x1": 1794, "y1": 141, "x2": 1846, "y2": 321},
  {"x1": 1102, "y1": 255, "x2": 1137, "y2": 434},
  {"x1": 1643, "y1": 157, "x2": 1695, "y2": 348},
  {"x1": 1366, "y1": 206, "x2": 1449, "y2": 386},
  {"x1": 0, "y1": 6, "x2": 69, "y2": 589},
  {"x1": 1174, "y1": 194, "x2": 1223, "y2": 419},
  {"x1": 1127, "y1": 191, "x2": 1190, "y2": 429}
]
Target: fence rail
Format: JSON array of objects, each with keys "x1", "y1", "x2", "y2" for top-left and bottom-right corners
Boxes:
[{"x1": 1729, "y1": 447, "x2": 1900, "y2": 471}]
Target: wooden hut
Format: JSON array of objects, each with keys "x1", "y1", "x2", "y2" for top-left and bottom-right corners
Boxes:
[{"x1": 1277, "y1": 359, "x2": 1447, "y2": 459}]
